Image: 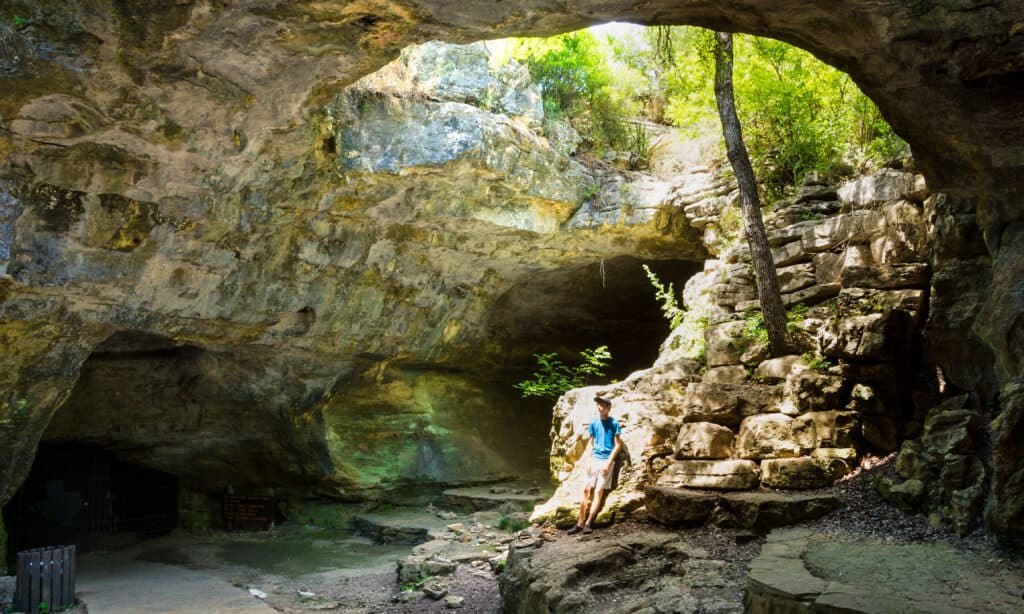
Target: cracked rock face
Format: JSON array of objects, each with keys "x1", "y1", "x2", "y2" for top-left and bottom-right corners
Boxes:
[{"x1": 1, "y1": 0, "x2": 1023, "y2": 543}]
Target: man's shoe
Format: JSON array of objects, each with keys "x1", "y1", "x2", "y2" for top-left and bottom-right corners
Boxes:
[
  {"x1": 566, "y1": 525, "x2": 583, "y2": 535},
  {"x1": 582, "y1": 525, "x2": 594, "y2": 534}
]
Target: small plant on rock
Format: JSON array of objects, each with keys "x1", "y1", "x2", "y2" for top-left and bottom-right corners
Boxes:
[
  {"x1": 515, "y1": 345, "x2": 612, "y2": 399},
  {"x1": 801, "y1": 352, "x2": 831, "y2": 371},
  {"x1": 786, "y1": 303, "x2": 809, "y2": 333},
  {"x1": 741, "y1": 311, "x2": 769, "y2": 344},
  {"x1": 496, "y1": 511, "x2": 529, "y2": 532}
]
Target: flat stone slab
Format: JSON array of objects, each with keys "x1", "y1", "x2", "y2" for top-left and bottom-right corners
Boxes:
[
  {"x1": 441, "y1": 485, "x2": 549, "y2": 512},
  {"x1": 353, "y1": 508, "x2": 456, "y2": 544},
  {"x1": 646, "y1": 487, "x2": 841, "y2": 532},
  {"x1": 745, "y1": 529, "x2": 1024, "y2": 613}
]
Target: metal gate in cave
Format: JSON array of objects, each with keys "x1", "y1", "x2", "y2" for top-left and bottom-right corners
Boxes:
[{"x1": 3, "y1": 443, "x2": 178, "y2": 560}]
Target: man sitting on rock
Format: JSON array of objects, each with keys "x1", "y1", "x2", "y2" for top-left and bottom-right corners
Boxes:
[{"x1": 567, "y1": 395, "x2": 622, "y2": 535}]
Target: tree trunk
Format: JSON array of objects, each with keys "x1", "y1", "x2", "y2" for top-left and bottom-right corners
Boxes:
[{"x1": 713, "y1": 31, "x2": 791, "y2": 357}]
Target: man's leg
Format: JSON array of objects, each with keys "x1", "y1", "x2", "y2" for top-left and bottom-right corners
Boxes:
[
  {"x1": 568, "y1": 486, "x2": 593, "y2": 534},
  {"x1": 586, "y1": 486, "x2": 606, "y2": 527}
]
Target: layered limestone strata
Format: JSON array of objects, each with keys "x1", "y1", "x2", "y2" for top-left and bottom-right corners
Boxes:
[
  {"x1": 0, "y1": 40, "x2": 712, "y2": 520},
  {"x1": 533, "y1": 170, "x2": 950, "y2": 526},
  {"x1": 0, "y1": 0, "x2": 1022, "y2": 545}
]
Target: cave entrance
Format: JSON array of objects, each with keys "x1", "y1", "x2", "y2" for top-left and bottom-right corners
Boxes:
[
  {"x1": 3, "y1": 442, "x2": 178, "y2": 565},
  {"x1": 489, "y1": 256, "x2": 703, "y2": 380}
]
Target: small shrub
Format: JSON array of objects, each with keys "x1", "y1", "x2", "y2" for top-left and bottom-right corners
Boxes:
[
  {"x1": 801, "y1": 352, "x2": 831, "y2": 371},
  {"x1": 642, "y1": 264, "x2": 685, "y2": 329},
  {"x1": 496, "y1": 512, "x2": 529, "y2": 532},
  {"x1": 515, "y1": 345, "x2": 612, "y2": 398},
  {"x1": 853, "y1": 296, "x2": 889, "y2": 315},
  {"x1": 741, "y1": 311, "x2": 769, "y2": 344},
  {"x1": 625, "y1": 122, "x2": 668, "y2": 170},
  {"x1": 786, "y1": 303, "x2": 809, "y2": 333}
]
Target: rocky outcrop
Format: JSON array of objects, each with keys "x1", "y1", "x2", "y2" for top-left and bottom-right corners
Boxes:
[
  {"x1": 2, "y1": 0, "x2": 1023, "y2": 547},
  {"x1": 499, "y1": 528, "x2": 746, "y2": 614},
  {"x1": 534, "y1": 170, "x2": 933, "y2": 526},
  {"x1": 0, "y1": 40, "x2": 710, "y2": 513},
  {"x1": 745, "y1": 529, "x2": 1024, "y2": 613}
]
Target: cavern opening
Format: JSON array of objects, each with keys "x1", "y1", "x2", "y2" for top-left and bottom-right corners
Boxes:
[
  {"x1": 3, "y1": 442, "x2": 178, "y2": 565},
  {"x1": 488, "y1": 256, "x2": 703, "y2": 380}
]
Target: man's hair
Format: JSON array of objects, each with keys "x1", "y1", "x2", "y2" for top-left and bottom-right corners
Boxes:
[{"x1": 594, "y1": 395, "x2": 612, "y2": 407}]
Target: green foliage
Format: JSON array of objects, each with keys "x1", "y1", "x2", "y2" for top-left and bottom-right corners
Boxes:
[
  {"x1": 786, "y1": 303, "x2": 809, "y2": 333},
  {"x1": 515, "y1": 345, "x2": 612, "y2": 398},
  {"x1": 853, "y1": 295, "x2": 889, "y2": 315},
  {"x1": 651, "y1": 27, "x2": 905, "y2": 196},
  {"x1": 505, "y1": 31, "x2": 632, "y2": 152},
  {"x1": 496, "y1": 512, "x2": 529, "y2": 532},
  {"x1": 644, "y1": 265, "x2": 708, "y2": 361},
  {"x1": 642, "y1": 265, "x2": 685, "y2": 329},
  {"x1": 741, "y1": 311, "x2": 769, "y2": 344},
  {"x1": 801, "y1": 352, "x2": 832, "y2": 371},
  {"x1": 625, "y1": 122, "x2": 668, "y2": 170}
]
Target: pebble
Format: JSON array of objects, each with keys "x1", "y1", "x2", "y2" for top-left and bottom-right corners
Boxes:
[
  {"x1": 248, "y1": 588, "x2": 268, "y2": 599},
  {"x1": 445, "y1": 595, "x2": 465, "y2": 609}
]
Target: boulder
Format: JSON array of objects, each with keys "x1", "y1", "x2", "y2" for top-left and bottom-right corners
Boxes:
[
  {"x1": 840, "y1": 263, "x2": 929, "y2": 289},
  {"x1": 790, "y1": 411, "x2": 859, "y2": 450},
  {"x1": 776, "y1": 263, "x2": 816, "y2": 294},
  {"x1": 922, "y1": 396, "x2": 977, "y2": 456},
  {"x1": 681, "y1": 383, "x2": 781, "y2": 427},
  {"x1": 760, "y1": 457, "x2": 852, "y2": 489},
  {"x1": 837, "y1": 170, "x2": 916, "y2": 208},
  {"x1": 754, "y1": 355, "x2": 803, "y2": 381},
  {"x1": 819, "y1": 313, "x2": 891, "y2": 360},
  {"x1": 706, "y1": 321, "x2": 767, "y2": 367},
  {"x1": 878, "y1": 477, "x2": 926, "y2": 512},
  {"x1": 702, "y1": 365, "x2": 748, "y2": 384},
  {"x1": 718, "y1": 491, "x2": 841, "y2": 533},
  {"x1": 895, "y1": 440, "x2": 938, "y2": 481},
  {"x1": 675, "y1": 422, "x2": 735, "y2": 459},
  {"x1": 800, "y1": 210, "x2": 886, "y2": 253},
  {"x1": 984, "y1": 379, "x2": 1024, "y2": 541},
  {"x1": 656, "y1": 459, "x2": 760, "y2": 490},
  {"x1": 770, "y1": 240, "x2": 811, "y2": 268},
  {"x1": 645, "y1": 486, "x2": 718, "y2": 526},
  {"x1": 646, "y1": 487, "x2": 841, "y2": 532},
  {"x1": 736, "y1": 414, "x2": 801, "y2": 460},
  {"x1": 784, "y1": 369, "x2": 849, "y2": 412}
]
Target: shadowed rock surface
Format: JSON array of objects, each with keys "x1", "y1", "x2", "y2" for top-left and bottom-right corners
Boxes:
[{"x1": 2, "y1": 0, "x2": 1024, "y2": 566}]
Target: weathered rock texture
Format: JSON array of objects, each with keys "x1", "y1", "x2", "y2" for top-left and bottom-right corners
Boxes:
[
  {"x1": 499, "y1": 528, "x2": 745, "y2": 614},
  {"x1": 745, "y1": 529, "x2": 1024, "y2": 613},
  {"x1": 1, "y1": 0, "x2": 1023, "y2": 548},
  {"x1": 533, "y1": 170, "x2": 935, "y2": 524},
  {"x1": 0, "y1": 37, "x2": 711, "y2": 521}
]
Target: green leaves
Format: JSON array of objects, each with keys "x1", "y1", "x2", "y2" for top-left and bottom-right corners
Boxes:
[
  {"x1": 514, "y1": 345, "x2": 612, "y2": 399},
  {"x1": 642, "y1": 264, "x2": 686, "y2": 330}
]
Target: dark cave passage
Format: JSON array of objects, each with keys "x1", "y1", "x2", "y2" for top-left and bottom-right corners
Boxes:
[
  {"x1": 3, "y1": 443, "x2": 178, "y2": 566},
  {"x1": 487, "y1": 256, "x2": 704, "y2": 380}
]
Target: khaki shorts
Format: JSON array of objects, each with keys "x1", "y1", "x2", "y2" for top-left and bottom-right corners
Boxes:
[{"x1": 584, "y1": 458, "x2": 614, "y2": 491}]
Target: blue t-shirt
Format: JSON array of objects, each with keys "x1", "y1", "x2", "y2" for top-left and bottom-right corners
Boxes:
[{"x1": 589, "y1": 417, "x2": 621, "y2": 460}]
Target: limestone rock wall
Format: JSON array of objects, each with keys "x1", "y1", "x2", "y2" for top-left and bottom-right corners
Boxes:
[
  {"x1": 534, "y1": 169, "x2": 945, "y2": 525},
  {"x1": 0, "y1": 39, "x2": 708, "y2": 513},
  {"x1": 0, "y1": 0, "x2": 1022, "y2": 546}
]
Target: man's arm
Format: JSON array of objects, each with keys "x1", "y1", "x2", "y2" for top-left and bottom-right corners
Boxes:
[{"x1": 601, "y1": 435, "x2": 623, "y2": 474}]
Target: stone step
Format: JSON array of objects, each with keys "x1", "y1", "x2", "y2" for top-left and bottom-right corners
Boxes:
[
  {"x1": 745, "y1": 529, "x2": 1023, "y2": 613},
  {"x1": 441, "y1": 485, "x2": 549, "y2": 513},
  {"x1": 645, "y1": 486, "x2": 840, "y2": 532},
  {"x1": 352, "y1": 508, "x2": 456, "y2": 545}
]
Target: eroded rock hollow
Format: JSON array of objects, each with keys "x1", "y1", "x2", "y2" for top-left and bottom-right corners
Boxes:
[{"x1": 2, "y1": 0, "x2": 1023, "y2": 559}]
